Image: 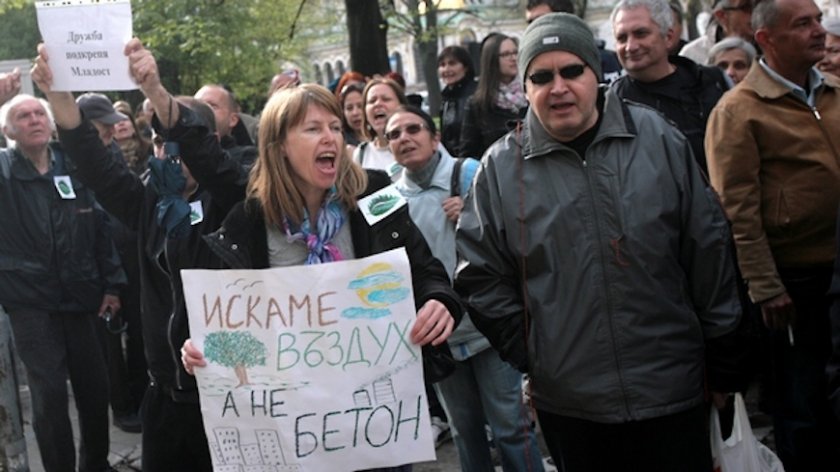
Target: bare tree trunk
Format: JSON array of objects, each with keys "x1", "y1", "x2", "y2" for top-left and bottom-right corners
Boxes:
[
  {"x1": 417, "y1": 1, "x2": 441, "y2": 116},
  {"x1": 234, "y1": 364, "x2": 249, "y2": 387},
  {"x1": 345, "y1": 0, "x2": 391, "y2": 76},
  {"x1": 685, "y1": 0, "x2": 704, "y2": 40}
]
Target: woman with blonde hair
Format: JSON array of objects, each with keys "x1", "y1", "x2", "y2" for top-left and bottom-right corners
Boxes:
[{"x1": 183, "y1": 84, "x2": 461, "y2": 471}]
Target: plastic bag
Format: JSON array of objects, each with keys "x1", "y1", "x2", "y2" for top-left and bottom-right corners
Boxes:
[{"x1": 710, "y1": 393, "x2": 785, "y2": 472}]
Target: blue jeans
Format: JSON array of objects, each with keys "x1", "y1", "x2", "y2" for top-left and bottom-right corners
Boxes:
[
  {"x1": 7, "y1": 308, "x2": 110, "y2": 472},
  {"x1": 435, "y1": 348, "x2": 544, "y2": 472}
]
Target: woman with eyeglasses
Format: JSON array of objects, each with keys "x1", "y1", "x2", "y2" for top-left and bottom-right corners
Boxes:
[
  {"x1": 181, "y1": 85, "x2": 461, "y2": 472},
  {"x1": 386, "y1": 105, "x2": 544, "y2": 472},
  {"x1": 458, "y1": 34, "x2": 527, "y2": 158},
  {"x1": 438, "y1": 46, "x2": 478, "y2": 155},
  {"x1": 353, "y1": 77, "x2": 409, "y2": 181}
]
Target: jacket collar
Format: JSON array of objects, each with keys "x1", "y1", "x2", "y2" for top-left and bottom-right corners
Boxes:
[
  {"x1": 522, "y1": 87, "x2": 635, "y2": 160},
  {"x1": 742, "y1": 60, "x2": 829, "y2": 100},
  {"x1": 9, "y1": 143, "x2": 58, "y2": 181}
]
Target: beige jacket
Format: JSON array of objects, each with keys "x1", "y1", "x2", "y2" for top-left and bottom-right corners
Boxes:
[{"x1": 706, "y1": 62, "x2": 840, "y2": 302}]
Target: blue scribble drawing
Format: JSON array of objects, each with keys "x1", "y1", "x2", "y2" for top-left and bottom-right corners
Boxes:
[
  {"x1": 366, "y1": 287, "x2": 410, "y2": 304},
  {"x1": 342, "y1": 262, "x2": 410, "y2": 319},
  {"x1": 342, "y1": 307, "x2": 392, "y2": 319}
]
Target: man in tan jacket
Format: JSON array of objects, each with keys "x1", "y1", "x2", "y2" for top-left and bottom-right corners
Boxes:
[{"x1": 706, "y1": 0, "x2": 840, "y2": 469}]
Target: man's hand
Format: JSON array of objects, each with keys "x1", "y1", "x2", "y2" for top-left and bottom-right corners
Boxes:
[
  {"x1": 442, "y1": 196, "x2": 464, "y2": 222},
  {"x1": 0, "y1": 68, "x2": 21, "y2": 106},
  {"x1": 98, "y1": 294, "x2": 122, "y2": 318},
  {"x1": 410, "y1": 299, "x2": 455, "y2": 346},
  {"x1": 125, "y1": 38, "x2": 162, "y2": 95},
  {"x1": 760, "y1": 291, "x2": 796, "y2": 330},
  {"x1": 31, "y1": 44, "x2": 80, "y2": 129}
]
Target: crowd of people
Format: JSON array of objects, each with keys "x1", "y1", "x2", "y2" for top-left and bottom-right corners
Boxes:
[{"x1": 1, "y1": 0, "x2": 840, "y2": 470}]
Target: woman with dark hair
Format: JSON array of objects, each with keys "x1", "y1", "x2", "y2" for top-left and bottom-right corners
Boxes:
[
  {"x1": 458, "y1": 34, "x2": 526, "y2": 158},
  {"x1": 437, "y1": 46, "x2": 477, "y2": 155},
  {"x1": 353, "y1": 77, "x2": 408, "y2": 180},
  {"x1": 339, "y1": 82, "x2": 366, "y2": 149},
  {"x1": 113, "y1": 100, "x2": 151, "y2": 175}
]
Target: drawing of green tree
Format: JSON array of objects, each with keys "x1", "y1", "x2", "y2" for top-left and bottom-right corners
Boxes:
[{"x1": 204, "y1": 331, "x2": 267, "y2": 387}]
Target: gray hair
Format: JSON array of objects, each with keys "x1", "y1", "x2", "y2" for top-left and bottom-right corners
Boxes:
[
  {"x1": 611, "y1": 0, "x2": 674, "y2": 37},
  {"x1": 752, "y1": 0, "x2": 781, "y2": 31},
  {"x1": 708, "y1": 37, "x2": 758, "y2": 64},
  {"x1": 0, "y1": 94, "x2": 55, "y2": 140}
]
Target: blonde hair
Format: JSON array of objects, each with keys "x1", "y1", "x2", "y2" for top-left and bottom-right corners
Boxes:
[{"x1": 248, "y1": 84, "x2": 367, "y2": 226}]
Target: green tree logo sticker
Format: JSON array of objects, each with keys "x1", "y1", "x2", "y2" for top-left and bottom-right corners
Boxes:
[
  {"x1": 204, "y1": 331, "x2": 267, "y2": 387},
  {"x1": 368, "y1": 194, "x2": 399, "y2": 216}
]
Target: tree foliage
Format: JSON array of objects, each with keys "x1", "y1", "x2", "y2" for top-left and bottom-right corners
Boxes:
[
  {"x1": 133, "y1": 0, "x2": 311, "y2": 112},
  {"x1": 0, "y1": 3, "x2": 40, "y2": 62},
  {"x1": 204, "y1": 331, "x2": 267, "y2": 369}
]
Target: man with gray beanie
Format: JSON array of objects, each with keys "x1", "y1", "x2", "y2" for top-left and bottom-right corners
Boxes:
[{"x1": 456, "y1": 12, "x2": 745, "y2": 470}]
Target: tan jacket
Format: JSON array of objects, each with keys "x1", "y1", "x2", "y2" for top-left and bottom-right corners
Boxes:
[{"x1": 706, "y1": 62, "x2": 840, "y2": 302}]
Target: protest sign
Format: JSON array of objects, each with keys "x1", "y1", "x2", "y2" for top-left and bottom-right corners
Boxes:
[
  {"x1": 35, "y1": 0, "x2": 135, "y2": 91},
  {"x1": 182, "y1": 248, "x2": 435, "y2": 471}
]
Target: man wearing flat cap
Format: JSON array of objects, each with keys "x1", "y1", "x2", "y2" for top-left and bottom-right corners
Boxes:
[{"x1": 456, "y1": 12, "x2": 744, "y2": 470}]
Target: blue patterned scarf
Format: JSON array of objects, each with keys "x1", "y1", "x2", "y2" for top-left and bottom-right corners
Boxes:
[{"x1": 284, "y1": 188, "x2": 345, "y2": 265}]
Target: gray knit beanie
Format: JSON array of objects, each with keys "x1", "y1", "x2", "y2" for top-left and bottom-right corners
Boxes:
[{"x1": 518, "y1": 12, "x2": 602, "y2": 88}]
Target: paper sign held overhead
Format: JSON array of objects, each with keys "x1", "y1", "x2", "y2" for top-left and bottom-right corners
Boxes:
[{"x1": 36, "y1": 0, "x2": 136, "y2": 91}]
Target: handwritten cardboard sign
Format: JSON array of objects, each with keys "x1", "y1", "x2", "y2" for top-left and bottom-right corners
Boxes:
[
  {"x1": 36, "y1": 0, "x2": 135, "y2": 91},
  {"x1": 183, "y1": 248, "x2": 435, "y2": 471}
]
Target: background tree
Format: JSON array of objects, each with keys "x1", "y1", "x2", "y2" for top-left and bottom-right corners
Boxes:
[
  {"x1": 345, "y1": 0, "x2": 391, "y2": 77},
  {"x1": 132, "y1": 0, "x2": 311, "y2": 113},
  {"x1": 0, "y1": 3, "x2": 40, "y2": 64},
  {"x1": 203, "y1": 331, "x2": 267, "y2": 387}
]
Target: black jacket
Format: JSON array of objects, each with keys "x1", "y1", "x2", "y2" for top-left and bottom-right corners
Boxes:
[
  {"x1": 458, "y1": 99, "x2": 523, "y2": 159},
  {"x1": 0, "y1": 144, "x2": 125, "y2": 313},
  {"x1": 439, "y1": 77, "x2": 477, "y2": 155},
  {"x1": 610, "y1": 55, "x2": 728, "y2": 173},
  {"x1": 58, "y1": 104, "x2": 248, "y2": 401},
  {"x1": 204, "y1": 170, "x2": 463, "y2": 378}
]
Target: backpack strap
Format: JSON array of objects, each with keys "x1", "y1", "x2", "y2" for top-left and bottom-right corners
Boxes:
[
  {"x1": 356, "y1": 141, "x2": 369, "y2": 166},
  {"x1": 450, "y1": 157, "x2": 464, "y2": 197},
  {"x1": 451, "y1": 157, "x2": 480, "y2": 198}
]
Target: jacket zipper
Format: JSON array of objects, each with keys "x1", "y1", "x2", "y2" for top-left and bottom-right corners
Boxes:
[{"x1": 578, "y1": 146, "x2": 633, "y2": 419}]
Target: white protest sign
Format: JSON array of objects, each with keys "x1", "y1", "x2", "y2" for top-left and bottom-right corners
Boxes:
[
  {"x1": 183, "y1": 248, "x2": 435, "y2": 471},
  {"x1": 35, "y1": 0, "x2": 135, "y2": 91}
]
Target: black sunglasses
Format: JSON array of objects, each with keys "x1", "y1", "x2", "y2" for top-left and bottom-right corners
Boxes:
[
  {"x1": 527, "y1": 64, "x2": 588, "y2": 85},
  {"x1": 384, "y1": 123, "x2": 427, "y2": 142}
]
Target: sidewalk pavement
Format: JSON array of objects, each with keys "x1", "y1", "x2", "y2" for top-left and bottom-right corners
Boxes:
[{"x1": 18, "y1": 383, "x2": 772, "y2": 472}]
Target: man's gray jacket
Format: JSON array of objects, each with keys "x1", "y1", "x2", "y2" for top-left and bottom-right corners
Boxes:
[{"x1": 455, "y1": 88, "x2": 743, "y2": 423}]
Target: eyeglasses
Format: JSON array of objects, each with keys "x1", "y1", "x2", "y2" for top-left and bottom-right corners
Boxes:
[
  {"x1": 384, "y1": 123, "x2": 427, "y2": 142},
  {"x1": 498, "y1": 50, "x2": 518, "y2": 59},
  {"x1": 527, "y1": 64, "x2": 587, "y2": 85},
  {"x1": 722, "y1": 2, "x2": 752, "y2": 12}
]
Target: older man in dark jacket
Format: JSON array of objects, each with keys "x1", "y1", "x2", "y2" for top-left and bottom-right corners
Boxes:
[
  {"x1": 0, "y1": 77, "x2": 126, "y2": 471},
  {"x1": 32, "y1": 38, "x2": 248, "y2": 470}
]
